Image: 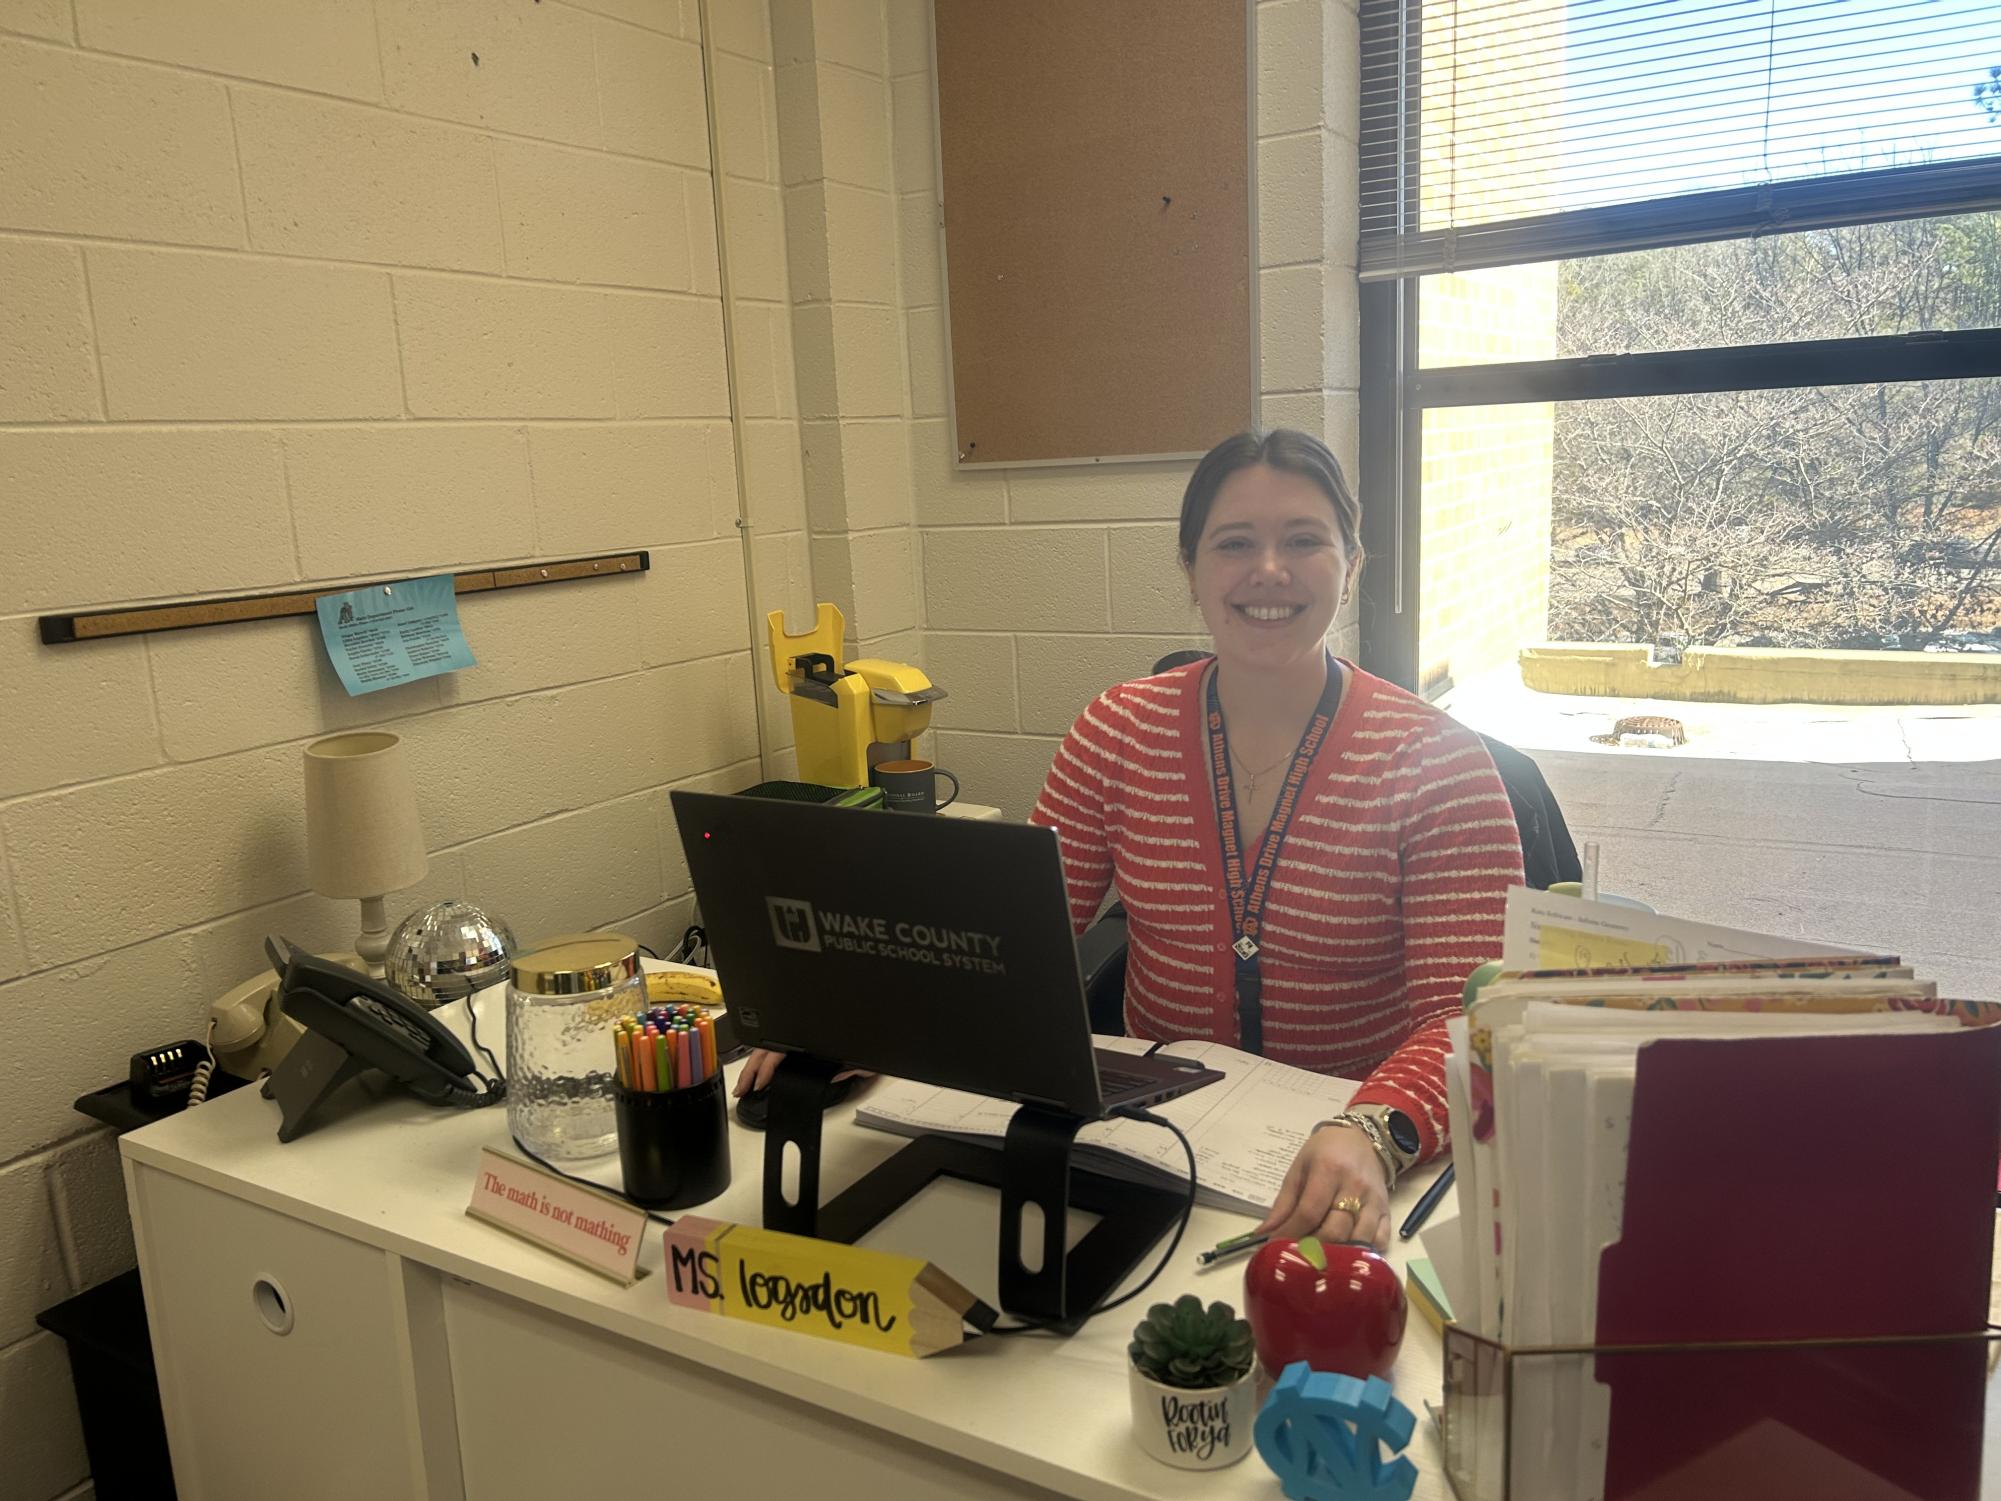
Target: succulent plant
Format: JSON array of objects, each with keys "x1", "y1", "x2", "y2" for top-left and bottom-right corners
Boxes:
[{"x1": 1128, "y1": 1294, "x2": 1256, "y2": 1390}]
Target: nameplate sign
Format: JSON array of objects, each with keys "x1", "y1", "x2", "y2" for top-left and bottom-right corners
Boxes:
[
  {"x1": 465, "y1": 1147, "x2": 647, "y2": 1285},
  {"x1": 661, "y1": 1215, "x2": 990, "y2": 1358}
]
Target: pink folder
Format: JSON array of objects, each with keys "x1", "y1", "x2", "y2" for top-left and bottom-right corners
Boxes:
[{"x1": 1593, "y1": 1027, "x2": 2001, "y2": 1501}]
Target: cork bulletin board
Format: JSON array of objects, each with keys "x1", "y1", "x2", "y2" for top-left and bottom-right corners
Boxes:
[{"x1": 933, "y1": 0, "x2": 1254, "y2": 467}]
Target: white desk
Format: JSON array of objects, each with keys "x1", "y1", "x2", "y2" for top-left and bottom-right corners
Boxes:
[
  {"x1": 940, "y1": 801, "x2": 1004, "y2": 821},
  {"x1": 121, "y1": 990, "x2": 1455, "y2": 1500}
]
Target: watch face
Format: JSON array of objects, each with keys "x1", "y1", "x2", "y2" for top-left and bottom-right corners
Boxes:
[{"x1": 1385, "y1": 1109, "x2": 1421, "y2": 1155}]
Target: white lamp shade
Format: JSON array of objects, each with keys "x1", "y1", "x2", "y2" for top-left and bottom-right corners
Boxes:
[{"x1": 303, "y1": 731, "x2": 429, "y2": 899}]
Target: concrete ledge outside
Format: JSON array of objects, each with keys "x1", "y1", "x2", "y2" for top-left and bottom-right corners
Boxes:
[{"x1": 1519, "y1": 642, "x2": 2001, "y2": 706}]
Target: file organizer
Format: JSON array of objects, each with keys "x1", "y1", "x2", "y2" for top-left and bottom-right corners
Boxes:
[
  {"x1": 1439, "y1": 1324, "x2": 2001, "y2": 1501},
  {"x1": 1443, "y1": 1025, "x2": 2001, "y2": 1500}
]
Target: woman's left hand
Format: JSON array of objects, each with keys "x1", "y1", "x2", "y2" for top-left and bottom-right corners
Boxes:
[
  {"x1": 1255, "y1": 1124, "x2": 1392, "y2": 1250},
  {"x1": 732, "y1": 1048, "x2": 875, "y2": 1097}
]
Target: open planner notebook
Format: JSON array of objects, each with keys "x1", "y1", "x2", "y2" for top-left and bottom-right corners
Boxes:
[
  {"x1": 1445, "y1": 888, "x2": 2001, "y2": 1501},
  {"x1": 852, "y1": 1037, "x2": 1357, "y2": 1218}
]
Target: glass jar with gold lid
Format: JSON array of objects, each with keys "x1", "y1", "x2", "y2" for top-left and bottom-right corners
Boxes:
[{"x1": 505, "y1": 932, "x2": 642, "y2": 1160}]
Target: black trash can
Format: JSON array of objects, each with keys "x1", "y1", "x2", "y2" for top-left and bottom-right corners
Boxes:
[{"x1": 35, "y1": 1268, "x2": 177, "y2": 1500}]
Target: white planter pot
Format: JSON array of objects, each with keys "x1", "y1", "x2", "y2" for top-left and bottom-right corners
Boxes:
[{"x1": 1128, "y1": 1363, "x2": 1257, "y2": 1469}]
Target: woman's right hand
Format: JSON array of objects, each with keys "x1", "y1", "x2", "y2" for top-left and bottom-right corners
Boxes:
[
  {"x1": 731, "y1": 1048, "x2": 873, "y2": 1096},
  {"x1": 733, "y1": 1047, "x2": 785, "y2": 1096}
]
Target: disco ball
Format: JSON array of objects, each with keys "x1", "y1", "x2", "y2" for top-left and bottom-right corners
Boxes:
[{"x1": 385, "y1": 899, "x2": 518, "y2": 1010}]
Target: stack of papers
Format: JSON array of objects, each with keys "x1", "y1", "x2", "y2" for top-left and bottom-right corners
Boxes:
[
  {"x1": 1443, "y1": 889, "x2": 2001, "y2": 1501},
  {"x1": 852, "y1": 1037, "x2": 1357, "y2": 1217}
]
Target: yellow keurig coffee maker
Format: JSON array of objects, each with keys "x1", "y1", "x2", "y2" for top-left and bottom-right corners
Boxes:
[{"x1": 768, "y1": 604, "x2": 946, "y2": 789}]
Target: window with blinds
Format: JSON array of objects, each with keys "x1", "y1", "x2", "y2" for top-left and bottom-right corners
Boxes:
[{"x1": 1359, "y1": 0, "x2": 2001, "y2": 278}]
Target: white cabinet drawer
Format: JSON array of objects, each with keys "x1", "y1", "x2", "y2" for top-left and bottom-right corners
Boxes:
[
  {"x1": 129, "y1": 1167, "x2": 432, "y2": 1500},
  {"x1": 442, "y1": 1279, "x2": 1058, "y2": 1501}
]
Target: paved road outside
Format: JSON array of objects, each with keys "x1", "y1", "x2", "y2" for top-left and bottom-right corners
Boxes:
[{"x1": 1438, "y1": 666, "x2": 2001, "y2": 1000}]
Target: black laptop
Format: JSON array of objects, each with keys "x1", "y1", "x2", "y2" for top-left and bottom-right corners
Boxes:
[{"x1": 670, "y1": 791, "x2": 1221, "y2": 1119}]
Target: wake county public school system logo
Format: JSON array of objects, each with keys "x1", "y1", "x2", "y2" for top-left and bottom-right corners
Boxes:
[
  {"x1": 766, "y1": 897, "x2": 1006, "y2": 976},
  {"x1": 767, "y1": 897, "x2": 820, "y2": 952}
]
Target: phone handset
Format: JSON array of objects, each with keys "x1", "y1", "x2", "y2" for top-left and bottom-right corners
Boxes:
[{"x1": 190, "y1": 971, "x2": 309, "y2": 1104}]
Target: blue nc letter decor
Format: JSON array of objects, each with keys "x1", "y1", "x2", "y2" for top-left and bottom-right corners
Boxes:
[{"x1": 1253, "y1": 1362, "x2": 1418, "y2": 1501}]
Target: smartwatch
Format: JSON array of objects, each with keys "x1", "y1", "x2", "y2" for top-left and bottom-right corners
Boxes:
[{"x1": 1380, "y1": 1107, "x2": 1421, "y2": 1160}]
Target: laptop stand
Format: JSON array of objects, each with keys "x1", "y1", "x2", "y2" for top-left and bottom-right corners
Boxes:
[{"x1": 762, "y1": 1055, "x2": 1187, "y2": 1331}]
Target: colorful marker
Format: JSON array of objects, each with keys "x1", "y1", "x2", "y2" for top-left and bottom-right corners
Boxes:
[{"x1": 615, "y1": 1008, "x2": 727, "y2": 1092}]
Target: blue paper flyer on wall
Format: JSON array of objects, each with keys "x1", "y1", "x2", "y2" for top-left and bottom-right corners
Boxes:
[{"x1": 316, "y1": 574, "x2": 476, "y2": 696}]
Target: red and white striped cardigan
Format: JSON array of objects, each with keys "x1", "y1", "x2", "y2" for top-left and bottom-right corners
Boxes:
[{"x1": 1029, "y1": 659, "x2": 1524, "y2": 1161}]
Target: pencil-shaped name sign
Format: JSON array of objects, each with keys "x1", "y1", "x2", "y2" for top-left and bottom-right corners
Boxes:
[{"x1": 662, "y1": 1216, "x2": 990, "y2": 1358}]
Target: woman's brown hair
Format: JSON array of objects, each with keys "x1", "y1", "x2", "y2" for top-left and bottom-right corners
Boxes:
[{"x1": 1177, "y1": 428, "x2": 1364, "y2": 566}]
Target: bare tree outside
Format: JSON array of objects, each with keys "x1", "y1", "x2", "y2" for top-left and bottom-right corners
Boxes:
[
  {"x1": 1549, "y1": 211, "x2": 2001, "y2": 650},
  {"x1": 1977, "y1": 64, "x2": 2001, "y2": 124}
]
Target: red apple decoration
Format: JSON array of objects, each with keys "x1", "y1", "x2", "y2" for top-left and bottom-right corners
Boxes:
[{"x1": 1242, "y1": 1236, "x2": 1406, "y2": 1380}]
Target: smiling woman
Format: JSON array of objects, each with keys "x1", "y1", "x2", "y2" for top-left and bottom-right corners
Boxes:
[{"x1": 1029, "y1": 429, "x2": 1525, "y2": 1251}]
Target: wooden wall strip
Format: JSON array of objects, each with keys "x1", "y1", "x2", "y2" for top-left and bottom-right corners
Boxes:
[{"x1": 39, "y1": 552, "x2": 650, "y2": 645}]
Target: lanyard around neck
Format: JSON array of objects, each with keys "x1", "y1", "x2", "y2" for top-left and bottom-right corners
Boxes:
[{"x1": 1205, "y1": 656, "x2": 1342, "y2": 1054}]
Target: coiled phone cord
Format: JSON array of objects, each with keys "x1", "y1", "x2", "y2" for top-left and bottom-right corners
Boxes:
[
  {"x1": 187, "y1": 1020, "x2": 218, "y2": 1106},
  {"x1": 440, "y1": 978, "x2": 507, "y2": 1110}
]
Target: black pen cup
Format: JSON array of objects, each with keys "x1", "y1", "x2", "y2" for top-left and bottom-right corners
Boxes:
[{"x1": 615, "y1": 1073, "x2": 731, "y2": 1210}]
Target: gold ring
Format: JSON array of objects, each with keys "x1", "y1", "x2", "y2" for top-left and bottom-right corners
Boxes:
[{"x1": 1333, "y1": 1195, "x2": 1365, "y2": 1216}]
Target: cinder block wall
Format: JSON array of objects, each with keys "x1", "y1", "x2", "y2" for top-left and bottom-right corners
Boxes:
[
  {"x1": 770, "y1": 0, "x2": 924, "y2": 714},
  {"x1": 894, "y1": 0, "x2": 1366, "y2": 817},
  {"x1": 0, "y1": 4, "x2": 758, "y2": 1493},
  {"x1": 706, "y1": 0, "x2": 818, "y2": 769}
]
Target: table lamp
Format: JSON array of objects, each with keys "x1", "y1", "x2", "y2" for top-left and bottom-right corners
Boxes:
[{"x1": 303, "y1": 731, "x2": 428, "y2": 977}]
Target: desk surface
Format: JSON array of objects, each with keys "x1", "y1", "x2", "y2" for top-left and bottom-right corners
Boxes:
[{"x1": 121, "y1": 985, "x2": 1455, "y2": 1501}]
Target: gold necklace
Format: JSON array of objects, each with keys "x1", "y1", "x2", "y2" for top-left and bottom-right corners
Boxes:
[{"x1": 1230, "y1": 746, "x2": 1293, "y2": 797}]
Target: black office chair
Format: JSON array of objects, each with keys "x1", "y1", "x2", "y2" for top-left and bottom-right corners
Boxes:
[{"x1": 1074, "y1": 651, "x2": 1578, "y2": 1036}]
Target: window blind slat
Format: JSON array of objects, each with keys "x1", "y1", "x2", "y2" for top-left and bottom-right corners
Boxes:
[
  {"x1": 1365, "y1": 0, "x2": 1930, "y2": 76},
  {"x1": 1360, "y1": 107, "x2": 1998, "y2": 213},
  {"x1": 1365, "y1": 86, "x2": 1993, "y2": 179},
  {"x1": 1364, "y1": 20, "x2": 2001, "y2": 140},
  {"x1": 1369, "y1": 24, "x2": 2001, "y2": 130},
  {"x1": 1357, "y1": 0, "x2": 2001, "y2": 279}
]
